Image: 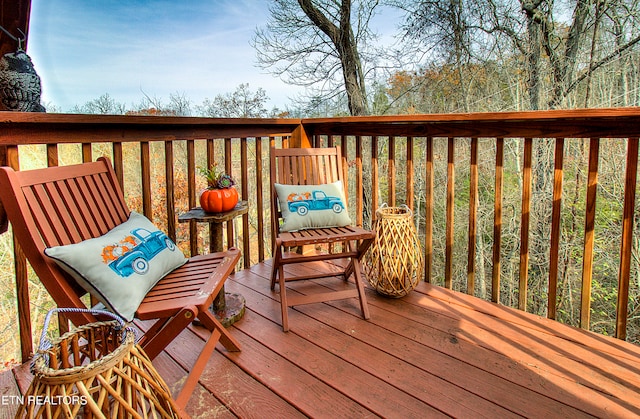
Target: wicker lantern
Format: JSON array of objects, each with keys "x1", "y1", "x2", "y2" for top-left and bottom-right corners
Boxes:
[
  {"x1": 364, "y1": 205, "x2": 423, "y2": 297},
  {"x1": 17, "y1": 309, "x2": 182, "y2": 419}
]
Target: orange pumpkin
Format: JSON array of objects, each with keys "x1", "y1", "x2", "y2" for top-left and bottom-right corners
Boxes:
[{"x1": 200, "y1": 187, "x2": 239, "y2": 213}]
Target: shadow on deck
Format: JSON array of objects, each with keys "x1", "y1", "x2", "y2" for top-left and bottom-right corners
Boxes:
[{"x1": 4, "y1": 259, "x2": 640, "y2": 418}]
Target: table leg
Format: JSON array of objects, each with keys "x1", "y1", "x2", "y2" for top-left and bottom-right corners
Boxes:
[{"x1": 209, "y1": 221, "x2": 245, "y2": 327}]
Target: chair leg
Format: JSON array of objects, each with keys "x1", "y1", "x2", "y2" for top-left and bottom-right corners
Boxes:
[
  {"x1": 140, "y1": 308, "x2": 195, "y2": 360},
  {"x1": 352, "y1": 258, "x2": 371, "y2": 320},
  {"x1": 271, "y1": 241, "x2": 283, "y2": 290},
  {"x1": 174, "y1": 327, "x2": 222, "y2": 409},
  {"x1": 278, "y1": 264, "x2": 290, "y2": 332},
  {"x1": 196, "y1": 308, "x2": 241, "y2": 352}
]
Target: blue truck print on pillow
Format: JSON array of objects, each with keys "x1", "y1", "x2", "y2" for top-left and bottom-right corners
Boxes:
[
  {"x1": 101, "y1": 228, "x2": 176, "y2": 277},
  {"x1": 287, "y1": 190, "x2": 345, "y2": 216}
]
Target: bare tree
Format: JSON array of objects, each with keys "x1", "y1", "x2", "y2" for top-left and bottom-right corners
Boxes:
[
  {"x1": 71, "y1": 93, "x2": 126, "y2": 115},
  {"x1": 253, "y1": 0, "x2": 382, "y2": 116},
  {"x1": 132, "y1": 91, "x2": 193, "y2": 116},
  {"x1": 393, "y1": 0, "x2": 640, "y2": 110},
  {"x1": 197, "y1": 84, "x2": 270, "y2": 118}
]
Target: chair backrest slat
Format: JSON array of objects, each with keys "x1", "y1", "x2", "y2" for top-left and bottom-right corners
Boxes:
[
  {"x1": 0, "y1": 157, "x2": 130, "y2": 309},
  {"x1": 270, "y1": 146, "x2": 344, "y2": 232}
]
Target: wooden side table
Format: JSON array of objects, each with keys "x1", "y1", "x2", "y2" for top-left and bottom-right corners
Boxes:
[{"x1": 178, "y1": 201, "x2": 249, "y2": 326}]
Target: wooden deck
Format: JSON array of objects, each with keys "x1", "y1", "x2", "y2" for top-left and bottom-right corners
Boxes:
[{"x1": 4, "y1": 259, "x2": 640, "y2": 418}]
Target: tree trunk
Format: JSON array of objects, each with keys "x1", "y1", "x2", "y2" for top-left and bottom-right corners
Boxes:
[
  {"x1": 521, "y1": 1, "x2": 543, "y2": 110},
  {"x1": 298, "y1": 0, "x2": 368, "y2": 116}
]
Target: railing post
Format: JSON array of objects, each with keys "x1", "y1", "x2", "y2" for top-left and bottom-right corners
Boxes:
[
  {"x1": 6, "y1": 145, "x2": 33, "y2": 362},
  {"x1": 291, "y1": 123, "x2": 312, "y2": 148}
]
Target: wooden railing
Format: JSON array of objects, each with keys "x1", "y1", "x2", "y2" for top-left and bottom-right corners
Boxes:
[{"x1": 2, "y1": 108, "x2": 640, "y2": 362}]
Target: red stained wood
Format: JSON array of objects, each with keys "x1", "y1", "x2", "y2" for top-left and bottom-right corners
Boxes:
[
  {"x1": 6, "y1": 259, "x2": 640, "y2": 417},
  {"x1": 548, "y1": 138, "x2": 564, "y2": 319},
  {"x1": 270, "y1": 146, "x2": 374, "y2": 331},
  {"x1": 467, "y1": 138, "x2": 478, "y2": 295},
  {"x1": 255, "y1": 137, "x2": 265, "y2": 262},
  {"x1": 581, "y1": 138, "x2": 600, "y2": 328},
  {"x1": 445, "y1": 138, "x2": 454, "y2": 288},
  {"x1": 0, "y1": 158, "x2": 242, "y2": 410},
  {"x1": 519, "y1": 138, "x2": 533, "y2": 310},
  {"x1": 492, "y1": 138, "x2": 504, "y2": 303},
  {"x1": 617, "y1": 138, "x2": 639, "y2": 338},
  {"x1": 424, "y1": 137, "x2": 433, "y2": 283}
]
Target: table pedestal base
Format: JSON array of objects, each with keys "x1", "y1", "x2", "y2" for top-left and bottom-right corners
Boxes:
[
  {"x1": 213, "y1": 292, "x2": 246, "y2": 327},
  {"x1": 178, "y1": 203, "x2": 249, "y2": 328}
]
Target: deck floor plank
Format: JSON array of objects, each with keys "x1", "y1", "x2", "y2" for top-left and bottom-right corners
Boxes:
[
  {"x1": 227, "y1": 279, "x2": 453, "y2": 418},
  {"x1": 231, "y1": 263, "x2": 524, "y2": 418},
  {"x1": 0, "y1": 364, "x2": 20, "y2": 419},
  {"x1": 164, "y1": 323, "x2": 307, "y2": 419},
  {"x1": 247, "y1": 260, "x2": 610, "y2": 418},
  {"x1": 241, "y1": 260, "x2": 640, "y2": 417},
  {"x1": 152, "y1": 350, "x2": 236, "y2": 419},
  {"x1": 374, "y1": 282, "x2": 640, "y2": 415},
  {"x1": 169, "y1": 311, "x2": 378, "y2": 419},
  {"x1": 5, "y1": 259, "x2": 640, "y2": 418}
]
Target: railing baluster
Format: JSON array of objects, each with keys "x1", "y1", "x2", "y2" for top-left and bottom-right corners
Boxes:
[
  {"x1": 113, "y1": 142, "x2": 124, "y2": 189},
  {"x1": 141, "y1": 141, "x2": 152, "y2": 219},
  {"x1": 164, "y1": 141, "x2": 176, "y2": 242},
  {"x1": 355, "y1": 135, "x2": 363, "y2": 227},
  {"x1": 256, "y1": 137, "x2": 265, "y2": 262},
  {"x1": 492, "y1": 138, "x2": 504, "y2": 303},
  {"x1": 519, "y1": 138, "x2": 533, "y2": 311},
  {"x1": 241, "y1": 138, "x2": 250, "y2": 268},
  {"x1": 47, "y1": 144, "x2": 58, "y2": 167},
  {"x1": 425, "y1": 137, "x2": 433, "y2": 283},
  {"x1": 82, "y1": 143, "x2": 92, "y2": 163},
  {"x1": 225, "y1": 138, "x2": 234, "y2": 250},
  {"x1": 406, "y1": 137, "x2": 414, "y2": 211},
  {"x1": 371, "y1": 136, "x2": 379, "y2": 216},
  {"x1": 580, "y1": 138, "x2": 600, "y2": 329},
  {"x1": 341, "y1": 138, "x2": 348, "y2": 203},
  {"x1": 446, "y1": 137, "x2": 455, "y2": 289},
  {"x1": 548, "y1": 138, "x2": 564, "y2": 320},
  {"x1": 616, "y1": 137, "x2": 639, "y2": 339},
  {"x1": 388, "y1": 136, "x2": 396, "y2": 207},
  {"x1": 468, "y1": 138, "x2": 478, "y2": 295},
  {"x1": 187, "y1": 139, "x2": 197, "y2": 256}
]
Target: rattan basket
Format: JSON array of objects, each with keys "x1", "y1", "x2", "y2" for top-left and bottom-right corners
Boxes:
[
  {"x1": 364, "y1": 205, "x2": 424, "y2": 297},
  {"x1": 16, "y1": 308, "x2": 182, "y2": 419}
]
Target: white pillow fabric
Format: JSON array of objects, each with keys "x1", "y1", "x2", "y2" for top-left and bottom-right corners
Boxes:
[
  {"x1": 274, "y1": 180, "x2": 352, "y2": 232},
  {"x1": 45, "y1": 212, "x2": 186, "y2": 321}
]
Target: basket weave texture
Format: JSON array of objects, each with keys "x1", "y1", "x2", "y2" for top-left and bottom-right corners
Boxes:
[
  {"x1": 16, "y1": 320, "x2": 181, "y2": 419},
  {"x1": 364, "y1": 206, "x2": 424, "y2": 297}
]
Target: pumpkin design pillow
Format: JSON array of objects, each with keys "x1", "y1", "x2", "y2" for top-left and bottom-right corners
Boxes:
[
  {"x1": 274, "y1": 181, "x2": 351, "y2": 232},
  {"x1": 45, "y1": 212, "x2": 186, "y2": 321}
]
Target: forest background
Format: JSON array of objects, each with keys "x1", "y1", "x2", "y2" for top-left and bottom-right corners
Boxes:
[{"x1": 1, "y1": 0, "x2": 640, "y2": 366}]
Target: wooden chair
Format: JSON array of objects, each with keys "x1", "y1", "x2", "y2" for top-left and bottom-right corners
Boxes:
[
  {"x1": 270, "y1": 146, "x2": 375, "y2": 331},
  {"x1": 0, "y1": 157, "x2": 241, "y2": 410}
]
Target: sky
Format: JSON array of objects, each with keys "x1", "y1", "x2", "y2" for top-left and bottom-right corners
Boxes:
[
  {"x1": 27, "y1": 0, "x2": 306, "y2": 113},
  {"x1": 27, "y1": 0, "x2": 402, "y2": 114}
]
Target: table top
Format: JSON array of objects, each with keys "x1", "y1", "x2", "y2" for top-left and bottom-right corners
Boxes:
[{"x1": 178, "y1": 201, "x2": 249, "y2": 223}]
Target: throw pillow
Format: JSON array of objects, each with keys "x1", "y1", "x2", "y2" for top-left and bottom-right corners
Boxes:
[
  {"x1": 45, "y1": 212, "x2": 187, "y2": 321},
  {"x1": 274, "y1": 180, "x2": 351, "y2": 232}
]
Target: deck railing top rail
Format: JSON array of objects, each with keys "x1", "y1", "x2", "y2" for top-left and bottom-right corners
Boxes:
[
  {"x1": 301, "y1": 107, "x2": 640, "y2": 138},
  {"x1": 0, "y1": 112, "x2": 302, "y2": 144}
]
